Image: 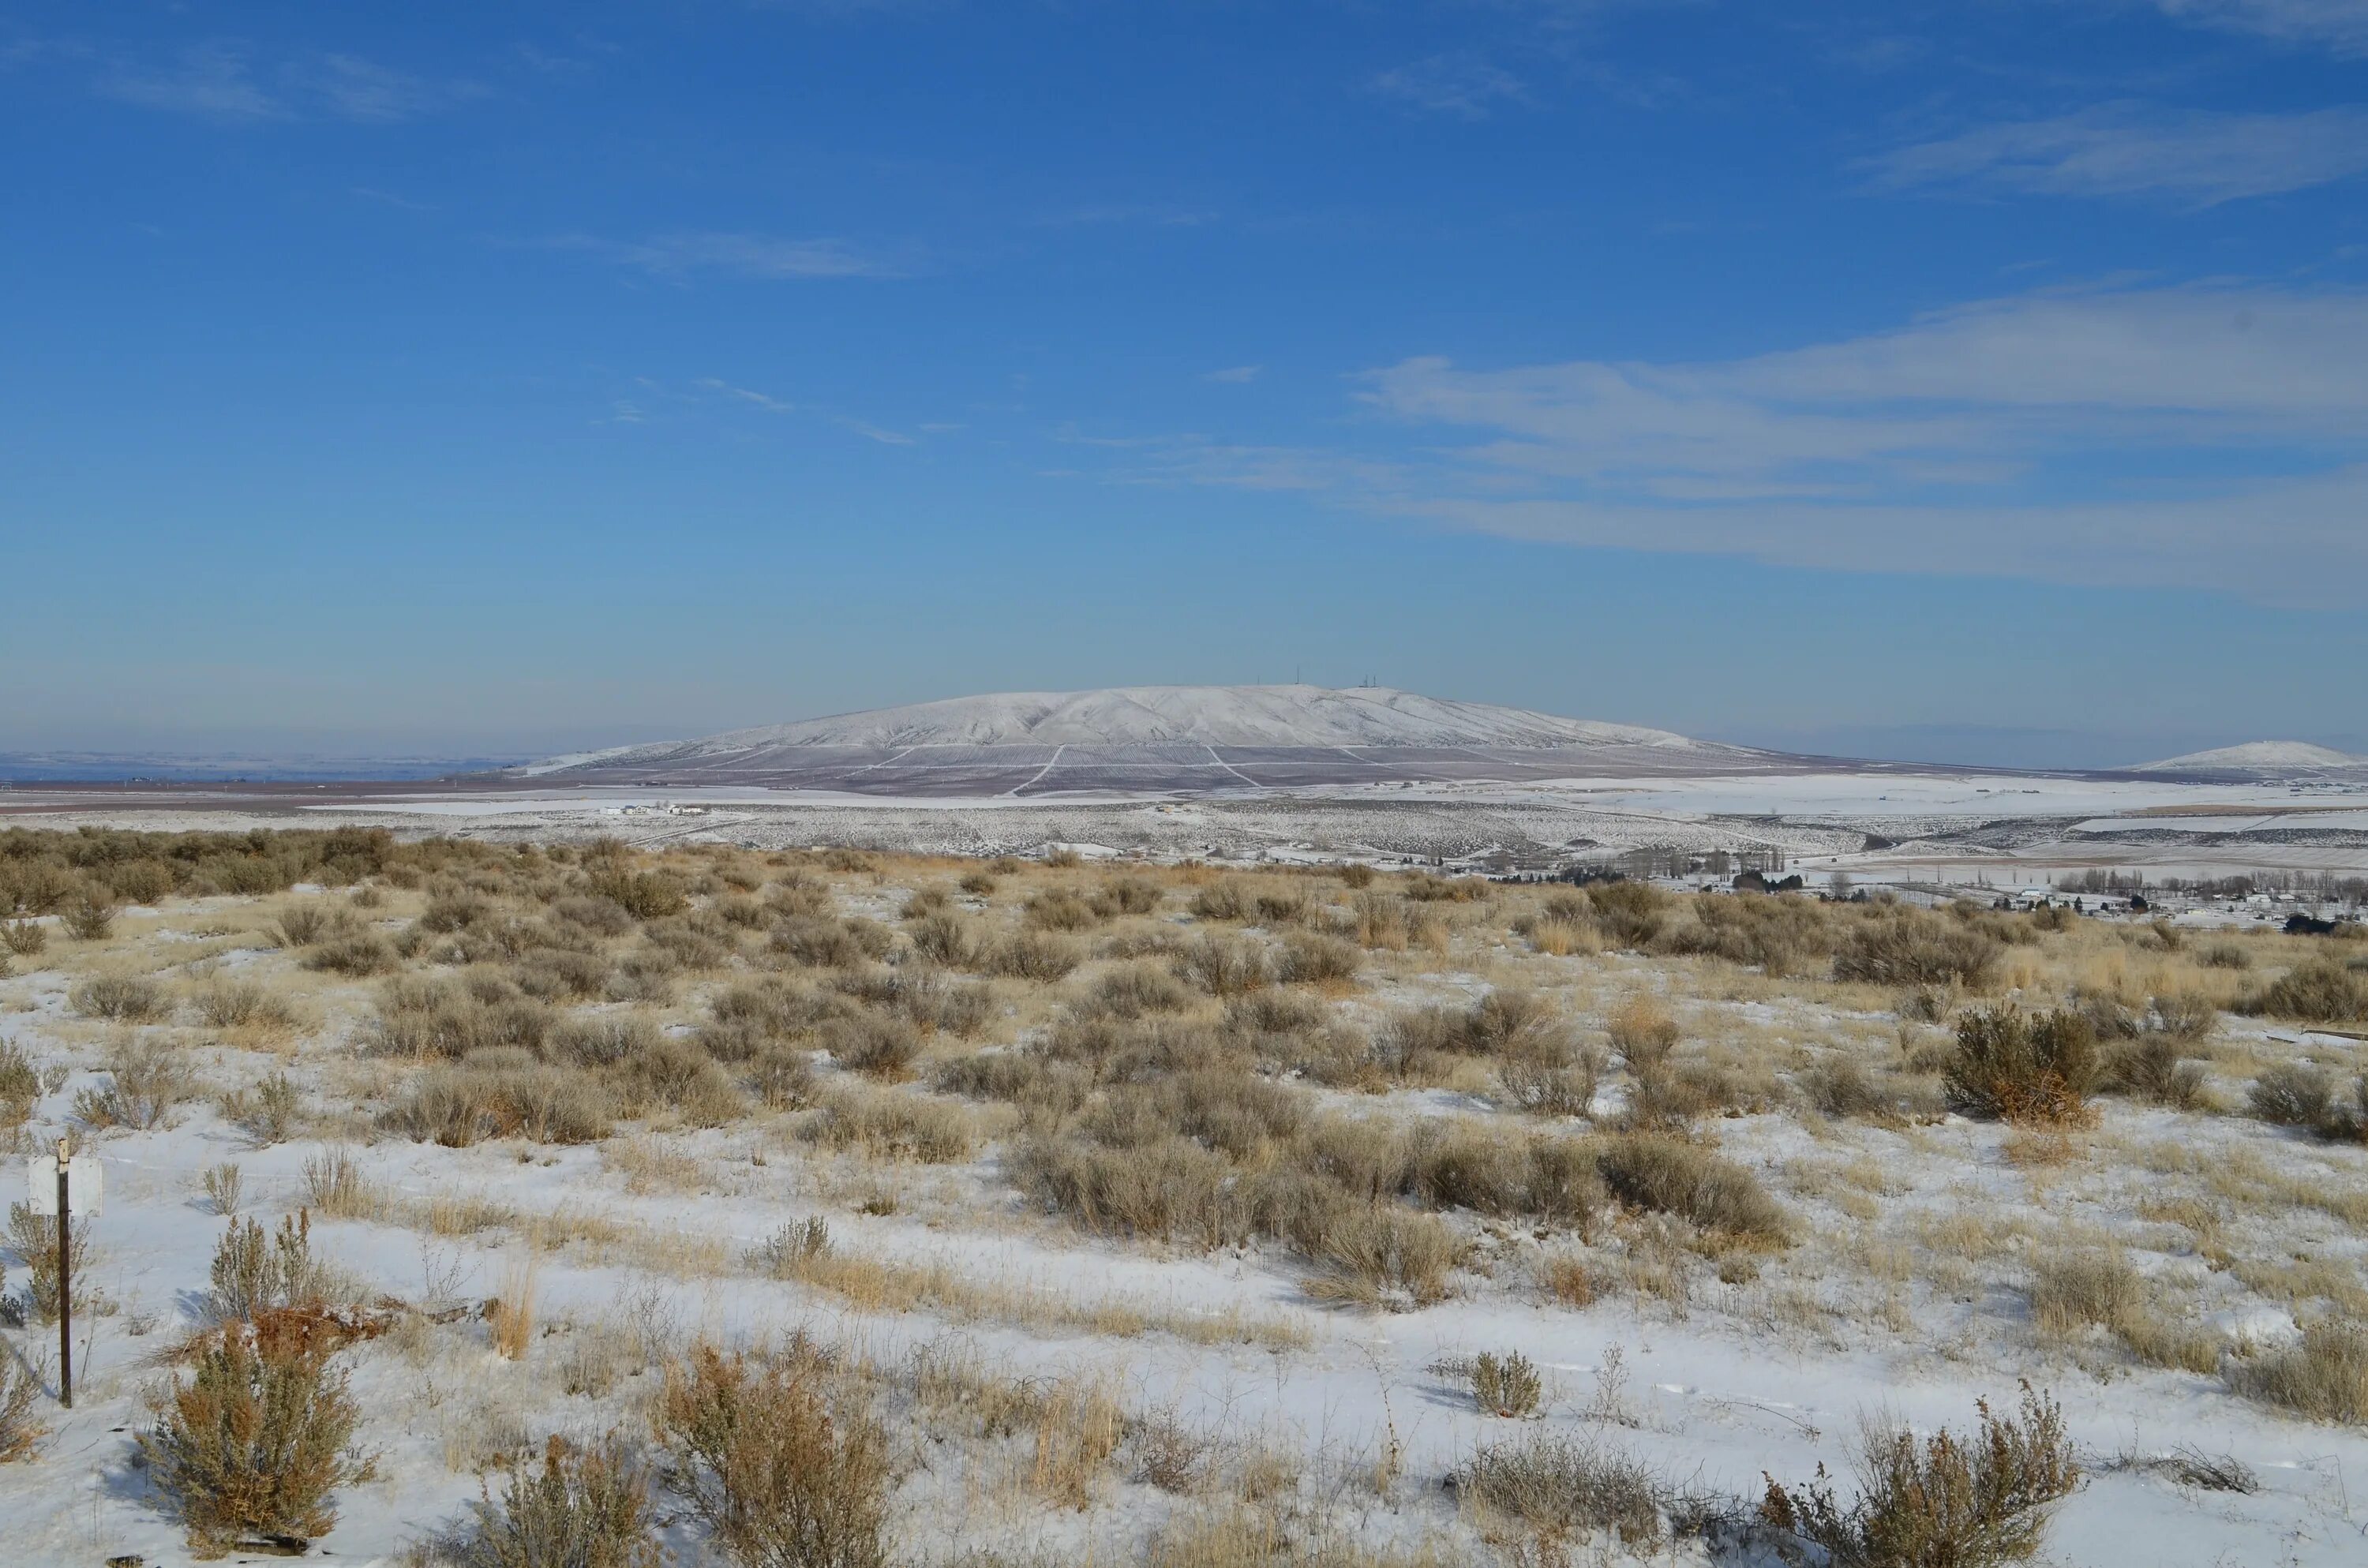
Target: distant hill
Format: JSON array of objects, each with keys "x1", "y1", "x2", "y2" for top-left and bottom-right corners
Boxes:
[
  {"x1": 527, "y1": 685, "x2": 1734, "y2": 769},
  {"x1": 519, "y1": 684, "x2": 1770, "y2": 795},
  {"x1": 2135, "y1": 741, "x2": 2368, "y2": 776}
]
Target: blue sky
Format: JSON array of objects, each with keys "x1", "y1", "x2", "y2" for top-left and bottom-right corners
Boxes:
[{"x1": 4, "y1": 1, "x2": 2365, "y2": 768}]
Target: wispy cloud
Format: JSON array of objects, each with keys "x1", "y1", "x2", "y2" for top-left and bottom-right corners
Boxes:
[
  {"x1": 697, "y1": 378, "x2": 916, "y2": 444},
  {"x1": 1369, "y1": 53, "x2": 1528, "y2": 118},
  {"x1": 1106, "y1": 285, "x2": 2368, "y2": 608},
  {"x1": 1202, "y1": 365, "x2": 1262, "y2": 384},
  {"x1": 566, "y1": 231, "x2": 908, "y2": 281},
  {"x1": 1871, "y1": 103, "x2": 2368, "y2": 205},
  {"x1": 99, "y1": 44, "x2": 282, "y2": 122},
  {"x1": 2150, "y1": 0, "x2": 2368, "y2": 54},
  {"x1": 97, "y1": 44, "x2": 477, "y2": 124}
]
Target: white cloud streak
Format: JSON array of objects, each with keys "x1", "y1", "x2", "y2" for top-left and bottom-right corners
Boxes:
[
  {"x1": 1369, "y1": 53, "x2": 1528, "y2": 118},
  {"x1": 96, "y1": 44, "x2": 474, "y2": 124},
  {"x1": 1872, "y1": 103, "x2": 2368, "y2": 205},
  {"x1": 590, "y1": 232, "x2": 905, "y2": 280},
  {"x1": 2151, "y1": 0, "x2": 2368, "y2": 54},
  {"x1": 1130, "y1": 286, "x2": 2368, "y2": 608}
]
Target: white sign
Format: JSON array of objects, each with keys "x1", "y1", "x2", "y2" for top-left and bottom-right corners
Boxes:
[{"x1": 27, "y1": 1156, "x2": 101, "y2": 1216}]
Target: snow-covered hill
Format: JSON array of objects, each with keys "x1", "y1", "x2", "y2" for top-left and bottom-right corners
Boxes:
[
  {"x1": 2135, "y1": 740, "x2": 2367, "y2": 775},
  {"x1": 528, "y1": 685, "x2": 1737, "y2": 771}
]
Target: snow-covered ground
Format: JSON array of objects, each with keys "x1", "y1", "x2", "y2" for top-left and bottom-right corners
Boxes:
[{"x1": 0, "y1": 850, "x2": 2363, "y2": 1565}]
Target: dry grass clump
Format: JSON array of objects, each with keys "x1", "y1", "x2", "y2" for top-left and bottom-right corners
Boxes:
[
  {"x1": 6, "y1": 1203, "x2": 92, "y2": 1325},
  {"x1": 1498, "y1": 1033, "x2": 1603, "y2": 1117},
  {"x1": 0, "y1": 1361, "x2": 40, "y2": 1463},
  {"x1": 658, "y1": 1341, "x2": 892, "y2": 1568},
  {"x1": 303, "y1": 932, "x2": 400, "y2": 977},
  {"x1": 466, "y1": 1433, "x2": 665, "y2": 1568},
  {"x1": 1344, "y1": 893, "x2": 1441, "y2": 952},
  {"x1": 771, "y1": 915, "x2": 892, "y2": 969},
  {"x1": 75, "y1": 1034, "x2": 196, "y2": 1129},
  {"x1": 1304, "y1": 1206, "x2": 1463, "y2": 1310},
  {"x1": 1275, "y1": 931, "x2": 1362, "y2": 985},
  {"x1": 302, "y1": 1146, "x2": 380, "y2": 1219},
  {"x1": 2100, "y1": 1035, "x2": 2209, "y2": 1111},
  {"x1": 367, "y1": 975, "x2": 553, "y2": 1060},
  {"x1": 1665, "y1": 892, "x2": 1838, "y2": 975},
  {"x1": 382, "y1": 1054, "x2": 614, "y2": 1147},
  {"x1": 1456, "y1": 1430, "x2": 1668, "y2": 1547},
  {"x1": 208, "y1": 1211, "x2": 332, "y2": 1323},
  {"x1": 1942, "y1": 1009, "x2": 2098, "y2": 1125},
  {"x1": 2027, "y1": 1248, "x2": 2143, "y2": 1340},
  {"x1": 191, "y1": 978, "x2": 300, "y2": 1036},
  {"x1": 803, "y1": 1086, "x2": 978, "y2": 1162},
  {"x1": 987, "y1": 930, "x2": 1083, "y2": 982},
  {"x1": 1606, "y1": 995, "x2": 1678, "y2": 1068},
  {"x1": 1174, "y1": 933, "x2": 1271, "y2": 996},
  {"x1": 1081, "y1": 961, "x2": 1195, "y2": 1020},
  {"x1": 1025, "y1": 888, "x2": 1105, "y2": 933},
  {"x1": 1593, "y1": 1132, "x2": 1789, "y2": 1245},
  {"x1": 1585, "y1": 881, "x2": 1668, "y2": 949},
  {"x1": 1032, "y1": 1372, "x2": 1126, "y2": 1510},
  {"x1": 822, "y1": 1012, "x2": 922, "y2": 1080},
  {"x1": 1834, "y1": 911, "x2": 2000, "y2": 990},
  {"x1": 0, "y1": 916, "x2": 47, "y2": 957},
  {"x1": 2243, "y1": 957, "x2": 2368, "y2": 1023},
  {"x1": 1759, "y1": 1385, "x2": 2079, "y2": 1568},
  {"x1": 71, "y1": 971, "x2": 171, "y2": 1022},
  {"x1": 2231, "y1": 1320, "x2": 2368, "y2": 1424},
  {"x1": 142, "y1": 1318, "x2": 368, "y2": 1555}
]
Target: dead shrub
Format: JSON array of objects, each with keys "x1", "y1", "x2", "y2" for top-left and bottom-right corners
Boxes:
[
  {"x1": 1499, "y1": 1036, "x2": 1602, "y2": 1118},
  {"x1": 1031, "y1": 1372, "x2": 1126, "y2": 1510},
  {"x1": 1606, "y1": 995, "x2": 1679, "y2": 1068},
  {"x1": 908, "y1": 912, "x2": 985, "y2": 967},
  {"x1": 1594, "y1": 1133, "x2": 1789, "y2": 1244},
  {"x1": 383, "y1": 1057, "x2": 613, "y2": 1147},
  {"x1": 1457, "y1": 1430, "x2": 1666, "y2": 1547},
  {"x1": 2101, "y1": 1036, "x2": 2209, "y2": 1110},
  {"x1": 588, "y1": 869, "x2": 688, "y2": 920},
  {"x1": 657, "y1": 1342, "x2": 892, "y2": 1568},
  {"x1": 2231, "y1": 1320, "x2": 2368, "y2": 1424},
  {"x1": 772, "y1": 916, "x2": 892, "y2": 969},
  {"x1": 1305, "y1": 1206, "x2": 1461, "y2": 1310},
  {"x1": 2246, "y1": 958, "x2": 2368, "y2": 1023},
  {"x1": 549, "y1": 1012, "x2": 663, "y2": 1068},
  {"x1": 2028, "y1": 1250, "x2": 2142, "y2": 1339},
  {"x1": 1835, "y1": 912, "x2": 2000, "y2": 990},
  {"x1": 1943, "y1": 1009, "x2": 2098, "y2": 1125},
  {"x1": 1081, "y1": 962, "x2": 1194, "y2": 1019},
  {"x1": 0, "y1": 1360, "x2": 39, "y2": 1461},
  {"x1": 803, "y1": 1087, "x2": 978, "y2": 1163},
  {"x1": 1009, "y1": 1135, "x2": 1236, "y2": 1248},
  {"x1": 61, "y1": 885, "x2": 118, "y2": 940},
  {"x1": 71, "y1": 972, "x2": 170, "y2": 1023},
  {"x1": 1587, "y1": 881, "x2": 1667, "y2": 949},
  {"x1": 1025, "y1": 889, "x2": 1103, "y2": 933},
  {"x1": 192, "y1": 979, "x2": 299, "y2": 1035},
  {"x1": 1804, "y1": 1058, "x2": 1898, "y2": 1122},
  {"x1": 1759, "y1": 1385, "x2": 2080, "y2": 1568},
  {"x1": 987, "y1": 931, "x2": 1082, "y2": 983},
  {"x1": 0, "y1": 917, "x2": 47, "y2": 957},
  {"x1": 303, "y1": 933, "x2": 399, "y2": 977},
  {"x1": 1189, "y1": 881, "x2": 1250, "y2": 921},
  {"x1": 823, "y1": 1012, "x2": 921, "y2": 1080},
  {"x1": 467, "y1": 1432, "x2": 664, "y2": 1568},
  {"x1": 1275, "y1": 931, "x2": 1362, "y2": 985},
  {"x1": 1173, "y1": 933, "x2": 1270, "y2": 996},
  {"x1": 1093, "y1": 878, "x2": 1162, "y2": 917},
  {"x1": 141, "y1": 1322, "x2": 367, "y2": 1555},
  {"x1": 76, "y1": 1034, "x2": 195, "y2": 1129}
]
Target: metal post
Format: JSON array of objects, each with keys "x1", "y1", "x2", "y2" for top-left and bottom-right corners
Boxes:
[{"x1": 55, "y1": 1136, "x2": 70, "y2": 1409}]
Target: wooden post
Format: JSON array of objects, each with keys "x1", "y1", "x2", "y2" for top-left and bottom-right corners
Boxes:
[{"x1": 55, "y1": 1136, "x2": 71, "y2": 1409}]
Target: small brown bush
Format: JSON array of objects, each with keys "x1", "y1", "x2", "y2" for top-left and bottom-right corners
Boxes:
[
  {"x1": 658, "y1": 1342, "x2": 891, "y2": 1568},
  {"x1": 1943, "y1": 1009, "x2": 2098, "y2": 1125},
  {"x1": 1173, "y1": 933, "x2": 1269, "y2": 996},
  {"x1": 1025, "y1": 889, "x2": 1103, "y2": 933},
  {"x1": 71, "y1": 973, "x2": 170, "y2": 1022},
  {"x1": 987, "y1": 931, "x2": 1082, "y2": 983},
  {"x1": 1594, "y1": 1133, "x2": 1789, "y2": 1244},
  {"x1": 303, "y1": 933, "x2": 399, "y2": 977},
  {"x1": 803, "y1": 1088, "x2": 977, "y2": 1163},
  {"x1": 1457, "y1": 1431, "x2": 1665, "y2": 1546},
  {"x1": 467, "y1": 1432, "x2": 664, "y2": 1568},
  {"x1": 1835, "y1": 913, "x2": 2000, "y2": 990},
  {"x1": 2231, "y1": 1320, "x2": 2368, "y2": 1424},
  {"x1": 2246, "y1": 959, "x2": 2368, "y2": 1023},
  {"x1": 2102, "y1": 1036, "x2": 2209, "y2": 1111},
  {"x1": 1606, "y1": 996, "x2": 1678, "y2": 1068},
  {"x1": 822, "y1": 1013, "x2": 921, "y2": 1080},
  {"x1": 1759, "y1": 1385, "x2": 2080, "y2": 1568},
  {"x1": 1275, "y1": 931, "x2": 1362, "y2": 985},
  {"x1": 142, "y1": 1323, "x2": 367, "y2": 1554},
  {"x1": 60, "y1": 885, "x2": 118, "y2": 941},
  {"x1": 0, "y1": 918, "x2": 47, "y2": 957}
]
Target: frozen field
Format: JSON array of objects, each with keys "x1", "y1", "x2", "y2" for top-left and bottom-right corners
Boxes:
[{"x1": 0, "y1": 830, "x2": 2362, "y2": 1563}]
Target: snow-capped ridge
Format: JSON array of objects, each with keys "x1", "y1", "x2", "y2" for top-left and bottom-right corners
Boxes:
[
  {"x1": 527, "y1": 684, "x2": 1735, "y2": 771},
  {"x1": 2135, "y1": 740, "x2": 2367, "y2": 773}
]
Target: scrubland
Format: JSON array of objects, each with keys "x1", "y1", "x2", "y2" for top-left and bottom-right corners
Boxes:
[{"x1": 0, "y1": 827, "x2": 2363, "y2": 1564}]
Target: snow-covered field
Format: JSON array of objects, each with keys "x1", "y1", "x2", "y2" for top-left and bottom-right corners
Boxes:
[{"x1": 0, "y1": 833, "x2": 2363, "y2": 1564}]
